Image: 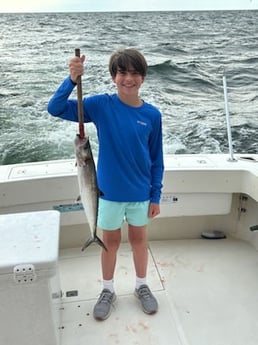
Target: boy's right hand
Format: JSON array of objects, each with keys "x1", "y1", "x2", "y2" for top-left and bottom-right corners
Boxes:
[{"x1": 69, "y1": 55, "x2": 86, "y2": 84}]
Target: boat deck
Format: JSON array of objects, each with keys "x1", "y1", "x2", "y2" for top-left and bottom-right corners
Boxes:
[{"x1": 59, "y1": 238, "x2": 258, "y2": 345}]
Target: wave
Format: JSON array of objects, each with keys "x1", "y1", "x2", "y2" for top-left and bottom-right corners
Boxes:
[
  {"x1": 148, "y1": 59, "x2": 172, "y2": 72},
  {"x1": 148, "y1": 59, "x2": 220, "y2": 95}
]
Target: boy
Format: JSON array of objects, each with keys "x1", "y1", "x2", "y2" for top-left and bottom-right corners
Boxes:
[{"x1": 48, "y1": 48, "x2": 164, "y2": 320}]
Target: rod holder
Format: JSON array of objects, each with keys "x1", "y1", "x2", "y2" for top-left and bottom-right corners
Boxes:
[{"x1": 223, "y1": 73, "x2": 237, "y2": 162}]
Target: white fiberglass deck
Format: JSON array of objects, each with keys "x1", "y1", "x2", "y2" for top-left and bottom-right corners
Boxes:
[{"x1": 59, "y1": 238, "x2": 258, "y2": 345}]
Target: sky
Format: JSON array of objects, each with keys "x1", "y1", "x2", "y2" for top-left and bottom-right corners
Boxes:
[{"x1": 0, "y1": 0, "x2": 258, "y2": 13}]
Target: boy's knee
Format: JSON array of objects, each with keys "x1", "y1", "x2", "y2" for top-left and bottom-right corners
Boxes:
[{"x1": 102, "y1": 231, "x2": 121, "y2": 250}]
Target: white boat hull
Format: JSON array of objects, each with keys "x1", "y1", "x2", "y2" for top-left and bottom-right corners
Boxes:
[{"x1": 1, "y1": 153, "x2": 258, "y2": 344}]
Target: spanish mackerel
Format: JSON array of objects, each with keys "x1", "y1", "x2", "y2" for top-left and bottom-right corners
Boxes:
[{"x1": 74, "y1": 134, "x2": 107, "y2": 251}]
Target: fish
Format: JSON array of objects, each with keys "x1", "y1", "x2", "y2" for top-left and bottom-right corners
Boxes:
[{"x1": 74, "y1": 134, "x2": 107, "y2": 252}]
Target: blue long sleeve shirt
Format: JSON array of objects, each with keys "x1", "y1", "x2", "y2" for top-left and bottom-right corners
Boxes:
[{"x1": 48, "y1": 77, "x2": 164, "y2": 203}]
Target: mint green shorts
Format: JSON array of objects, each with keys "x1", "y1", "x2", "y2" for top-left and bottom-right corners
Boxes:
[{"x1": 97, "y1": 199, "x2": 150, "y2": 230}]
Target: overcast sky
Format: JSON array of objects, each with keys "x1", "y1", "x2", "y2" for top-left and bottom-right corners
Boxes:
[{"x1": 0, "y1": 0, "x2": 257, "y2": 12}]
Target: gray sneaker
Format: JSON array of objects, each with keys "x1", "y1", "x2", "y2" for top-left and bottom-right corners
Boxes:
[
  {"x1": 93, "y1": 289, "x2": 116, "y2": 320},
  {"x1": 134, "y1": 284, "x2": 158, "y2": 314}
]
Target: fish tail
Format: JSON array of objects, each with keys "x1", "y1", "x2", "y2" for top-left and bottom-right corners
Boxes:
[
  {"x1": 95, "y1": 235, "x2": 108, "y2": 252},
  {"x1": 81, "y1": 236, "x2": 108, "y2": 252}
]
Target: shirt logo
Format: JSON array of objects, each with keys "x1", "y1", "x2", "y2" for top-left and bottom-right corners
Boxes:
[{"x1": 137, "y1": 120, "x2": 147, "y2": 126}]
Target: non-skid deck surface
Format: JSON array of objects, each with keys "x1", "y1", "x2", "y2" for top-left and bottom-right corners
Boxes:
[{"x1": 59, "y1": 238, "x2": 258, "y2": 345}]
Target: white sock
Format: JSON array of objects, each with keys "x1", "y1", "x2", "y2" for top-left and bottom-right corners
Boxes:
[
  {"x1": 103, "y1": 279, "x2": 114, "y2": 293},
  {"x1": 136, "y1": 276, "x2": 147, "y2": 290}
]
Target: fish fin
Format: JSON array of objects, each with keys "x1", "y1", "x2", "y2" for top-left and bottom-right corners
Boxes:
[{"x1": 81, "y1": 236, "x2": 108, "y2": 252}]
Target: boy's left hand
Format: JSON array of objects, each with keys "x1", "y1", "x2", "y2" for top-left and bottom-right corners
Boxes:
[{"x1": 148, "y1": 203, "x2": 160, "y2": 218}]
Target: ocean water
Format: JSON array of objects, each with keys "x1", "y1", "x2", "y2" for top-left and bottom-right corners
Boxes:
[{"x1": 0, "y1": 10, "x2": 258, "y2": 165}]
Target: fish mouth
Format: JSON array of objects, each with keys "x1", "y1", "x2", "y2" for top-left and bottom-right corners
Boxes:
[{"x1": 75, "y1": 134, "x2": 89, "y2": 147}]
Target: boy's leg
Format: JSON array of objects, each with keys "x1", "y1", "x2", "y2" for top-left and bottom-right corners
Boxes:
[
  {"x1": 128, "y1": 224, "x2": 148, "y2": 278},
  {"x1": 93, "y1": 229, "x2": 121, "y2": 321},
  {"x1": 101, "y1": 229, "x2": 121, "y2": 280},
  {"x1": 128, "y1": 223, "x2": 158, "y2": 314},
  {"x1": 97, "y1": 199, "x2": 125, "y2": 288}
]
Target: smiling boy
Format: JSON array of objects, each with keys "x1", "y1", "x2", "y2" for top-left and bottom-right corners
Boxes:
[{"x1": 48, "y1": 48, "x2": 164, "y2": 320}]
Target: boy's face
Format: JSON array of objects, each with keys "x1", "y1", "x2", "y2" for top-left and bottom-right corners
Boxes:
[{"x1": 112, "y1": 66, "x2": 145, "y2": 98}]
